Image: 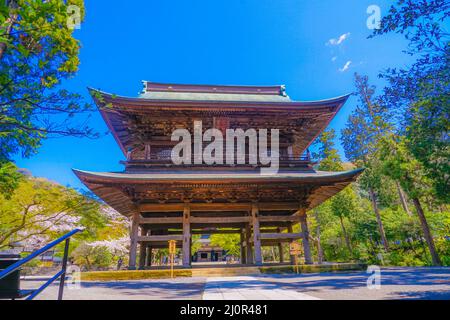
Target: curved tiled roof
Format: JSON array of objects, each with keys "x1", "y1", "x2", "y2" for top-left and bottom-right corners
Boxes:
[{"x1": 73, "y1": 168, "x2": 363, "y2": 217}]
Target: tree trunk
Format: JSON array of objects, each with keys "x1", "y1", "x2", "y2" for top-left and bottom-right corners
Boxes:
[
  {"x1": 339, "y1": 215, "x2": 352, "y2": 254},
  {"x1": 369, "y1": 187, "x2": 389, "y2": 251},
  {"x1": 396, "y1": 181, "x2": 412, "y2": 216},
  {"x1": 270, "y1": 246, "x2": 277, "y2": 262},
  {"x1": 314, "y1": 211, "x2": 324, "y2": 264},
  {"x1": 412, "y1": 197, "x2": 441, "y2": 266}
]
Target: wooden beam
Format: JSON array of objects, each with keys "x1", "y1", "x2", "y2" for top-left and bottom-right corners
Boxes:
[
  {"x1": 192, "y1": 229, "x2": 241, "y2": 234},
  {"x1": 259, "y1": 232, "x2": 304, "y2": 240},
  {"x1": 139, "y1": 202, "x2": 300, "y2": 212},
  {"x1": 138, "y1": 235, "x2": 183, "y2": 242},
  {"x1": 261, "y1": 239, "x2": 297, "y2": 245},
  {"x1": 168, "y1": 229, "x2": 242, "y2": 235},
  {"x1": 191, "y1": 216, "x2": 251, "y2": 224},
  {"x1": 259, "y1": 203, "x2": 300, "y2": 211},
  {"x1": 259, "y1": 215, "x2": 302, "y2": 222},
  {"x1": 140, "y1": 217, "x2": 182, "y2": 224}
]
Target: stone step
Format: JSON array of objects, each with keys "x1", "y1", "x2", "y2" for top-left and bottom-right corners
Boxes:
[{"x1": 191, "y1": 267, "x2": 261, "y2": 277}]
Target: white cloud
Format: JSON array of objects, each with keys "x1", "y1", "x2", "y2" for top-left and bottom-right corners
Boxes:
[
  {"x1": 327, "y1": 32, "x2": 351, "y2": 46},
  {"x1": 331, "y1": 56, "x2": 338, "y2": 62},
  {"x1": 339, "y1": 60, "x2": 352, "y2": 72}
]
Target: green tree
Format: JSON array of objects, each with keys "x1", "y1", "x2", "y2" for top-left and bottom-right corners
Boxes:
[
  {"x1": 406, "y1": 93, "x2": 449, "y2": 203},
  {"x1": 372, "y1": 0, "x2": 449, "y2": 203},
  {"x1": 72, "y1": 243, "x2": 113, "y2": 271},
  {"x1": 0, "y1": 160, "x2": 22, "y2": 197},
  {"x1": 0, "y1": 0, "x2": 97, "y2": 164},
  {"x1": 330, "y1": 186, "x2": 357, "y2": 254},
  {"x1": 210, "y1": 233, "x2": 240, "y2": 257},
  {"x1": 313, "y1": 129, "x2": 357, "y2": 257},
  {"x1": 0, "y1": 175, "x2": 105, "y2": 249},
  {"x1": 378, "y1": 134, "x2": 442, "y2": 265},
  {"x1": 341, "y1": 74, "x2": 395, "y2": 251},
  {"x1": 313, "y1": 129, "x2": 343, "y2": 172}
]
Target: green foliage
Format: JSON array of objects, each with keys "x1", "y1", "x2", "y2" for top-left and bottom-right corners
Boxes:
[
  {"x1": 0, "y1": 173, "x2": 106, "y2": 249},
  {"x1": 313, "y1": 128, "x2": 343, "y2": 171},
  {"x1": 210, "y1": 233, "x2": 240, "y2": 256},
  {"x1": 330, "y1": 186, "x2": 356, "y2": 219},
  {"x1": 191, "y1": 234, "x2": 202, "y2": 254},
  {"x1": 259, "y1": 263, "x2": 367, "y2": 274},
  {"x1": 0, "y1": 0, "x2": 97, "y2": 163},
  {"x1": 407, "y1": 94, "x2": 450, "y2": 203},
  {"x1": 0, "y1": 161, "x2": 23, "y2": 197},
  {"x1": 377, "y1": 134, "x2": 431, "y2": 199},
  {"x1": 72, "y1": 243, "x2": 112, "y2": 271},
  {"x1": 372, "y1": 0, "x2": 449, "y2": 203}
]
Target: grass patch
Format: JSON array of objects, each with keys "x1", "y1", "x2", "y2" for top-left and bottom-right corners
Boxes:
[
  {"x1": 259, "y1": 263, "x2": 367, "y2": 274},
  {"x1": 81, "y1": 269, "x2": 192, "y2": 281}
]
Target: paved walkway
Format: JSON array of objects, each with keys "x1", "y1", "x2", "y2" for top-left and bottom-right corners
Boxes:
[
  {"x1": 20, "y1": 277, "x2": 206, "y2": 300},
  {"x1": 16, "y1": 267, "x2": 450, "y2": 300},
  {"x1": 203, "y1": 276, "x2": 319, "y2": 300}
]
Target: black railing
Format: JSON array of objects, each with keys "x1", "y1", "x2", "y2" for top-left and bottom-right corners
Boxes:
[
  {"x1": 123, "y1": 154, "x2": 311, "y2": 167},
  {"x1": 0, "y1": 229, "x2": 82, "y2": 300}
]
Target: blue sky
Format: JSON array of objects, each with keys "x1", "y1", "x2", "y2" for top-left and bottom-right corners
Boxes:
[{"x1": 14, "y1": 0, "x2": 413, "y2": 190}]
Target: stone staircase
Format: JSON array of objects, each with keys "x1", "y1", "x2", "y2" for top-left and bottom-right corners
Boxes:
[{"x1": 191, "y1": 266, "x2": 261, "y2": 277}]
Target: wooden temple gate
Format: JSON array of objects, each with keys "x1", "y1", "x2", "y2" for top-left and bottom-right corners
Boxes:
[
  {"x1": 129, "y1": 203, "x2": 312, "y2": 268},
  {"x1": 75, "y1": 81, "x2": 363, "y2": 269}
]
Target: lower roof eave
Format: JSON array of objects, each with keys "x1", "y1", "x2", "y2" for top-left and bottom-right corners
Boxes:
[
  {"x1": 72, "y1": 168, "x2": 364, "y2": 185},
  {"x1": 72, "y1": 168, "x2": 364, "y2": 217}
]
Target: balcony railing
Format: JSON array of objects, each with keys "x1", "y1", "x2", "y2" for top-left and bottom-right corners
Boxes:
[{"x1": 122, "y1": 153, "x2": 311, "y2": 169}]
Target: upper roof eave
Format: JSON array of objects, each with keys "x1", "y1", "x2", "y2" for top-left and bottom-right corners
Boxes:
[{"x1": 88, "y1": 87, "x2": 351, "y2": 110}]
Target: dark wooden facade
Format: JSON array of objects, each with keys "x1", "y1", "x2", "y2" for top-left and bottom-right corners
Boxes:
[{"x1": 74, "y1": 82, "x2": 363, "y2": 268}]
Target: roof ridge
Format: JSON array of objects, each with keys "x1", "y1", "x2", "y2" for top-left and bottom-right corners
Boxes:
[{"x1": 142, "y1": 81, "x2": 286, "y2": 96}]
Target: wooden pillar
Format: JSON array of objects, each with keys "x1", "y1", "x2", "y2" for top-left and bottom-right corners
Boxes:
[
  {"x1": 287, "y1": 224, "x2": 298, "y2": 265},
  {"x1": 146, "y1": 246, "x2": 152, "y2": 267},
  {"x1": 278, "y1": 243, "x2": 284, "y2": 263},
  {"x1": 138, "y1": 227, "x2": 147, "y2": 269},
  {"x1": 128, "y1": 211, "x2": 140, "y2": 269},
  {"x1": 287, "y1": 145, "x2": 293, "y2": 158},
  {"x1": 277, "y1": 228, "x2": 284, "y2": 263},
  {"x1": 182, "y1": 204, "x2": 191, "y2": 267},
  {"x1": 245, "y1": 224, "x2": 253, "y2": 264},
  {"x1": 144, "y1": 143, "x2": 151, "y2": 160},
  {"x1": 144, "y1": 229, "x2": 152, "y2": 267},
  {"x1": 251, "y1": 204, "x2": 262, "y2": 266},
  {"x1": 300, "y1": 211, "x2": 313, "y2": 265},
  {"x1": 240, "y1": 229, "x2": 246, "y2": 264}
]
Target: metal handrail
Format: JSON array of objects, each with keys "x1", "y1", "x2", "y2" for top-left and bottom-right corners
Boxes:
[{"x1": 0, "y1": 228, "x2": 82, "y2": 300}]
